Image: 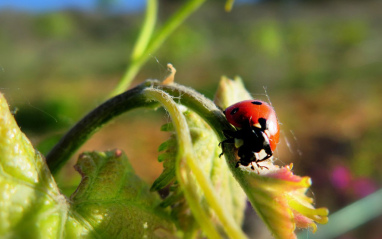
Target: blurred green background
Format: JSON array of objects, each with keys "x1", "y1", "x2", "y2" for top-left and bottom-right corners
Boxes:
[{"x1": 1, "y1": 0, "x2": 382, "y2": 238}]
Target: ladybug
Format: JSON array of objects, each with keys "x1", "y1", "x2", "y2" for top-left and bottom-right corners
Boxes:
[{"x1": 219, "y1": 100, "x2": 280, "y2": 170}]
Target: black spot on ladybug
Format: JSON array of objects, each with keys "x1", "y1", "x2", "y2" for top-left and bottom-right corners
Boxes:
[
  {"x1": 223, "y1": 110, "x2": 226, "y2": 114},
  {"x1": 258, "y1": 118, "x2": 267, "y2": 130},
  {"x1": 230, "y1": 107, "x2": 239, "y2": 115},
  {"x1": 251, "y1": 101, "x2": 263, "y2": 105}
]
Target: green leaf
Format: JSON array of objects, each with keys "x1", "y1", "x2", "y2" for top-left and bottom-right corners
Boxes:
[
  {"x1": 110, "y1": 0, "x2": 207, "y2": 96},
  {"x1": 151, "y1": 138, "x2": 177, "y2": 191},
  {"x1": 0, "y1": 94, "x2": 175, "y2": 238},
  {"x1": 0, "y1": 94, "x2": 67, "y2": 238},
  {"x1": 69, "y1": 150, "x2": 175, "y2": 238}
]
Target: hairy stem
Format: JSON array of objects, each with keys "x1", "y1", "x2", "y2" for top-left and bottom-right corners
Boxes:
[
  {"x1": 47, "y1": 80, "x2": 235, "y2": 174},
  {"x1": 46, "y1": 81, "x2": 159, "y2": 174}
]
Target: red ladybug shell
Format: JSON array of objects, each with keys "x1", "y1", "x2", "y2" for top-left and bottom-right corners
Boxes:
[{"x1": 224, "y1": 100, "x2": 280, "y2": 151}]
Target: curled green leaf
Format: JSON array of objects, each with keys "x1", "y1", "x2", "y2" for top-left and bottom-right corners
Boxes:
[
  {"x1": 152, "y1": 107, "x2": 246, "y2": 235},
  {"x1": 144, "y1": 88, "x2": 247, "y2": 238}
]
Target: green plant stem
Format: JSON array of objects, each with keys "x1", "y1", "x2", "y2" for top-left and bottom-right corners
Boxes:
[
  {"x1": 46, "y1": 81, "x2": 159, "y2": 174},
  {"x1": 142, "y1": 0, "x2": 206, "y2": 65},
  {"x1": 225, "y1": 0, "x2": 235, "y2": 11},
  {"x1": 47, "y1": 80, "x2": 235, "y2": 173},
  {"x1": 131, "y1": 0, "x2": 158, "y2": 60},
  {"x1": 110, "y1": 0, "x2": 206, "y2": 97}
]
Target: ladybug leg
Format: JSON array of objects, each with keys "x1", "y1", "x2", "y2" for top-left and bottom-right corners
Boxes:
[
  {"x1": 258, "y1": 153, "x2": 272, "y2": 162},
  {"x1": 250, "y1": 162, "x2": 255, "y2": 170},
  {"x1": 222, "y1": 129, "x2": 239, "y2": 139},
  {"x1": 250, "y1": 162, "x2": 262, "y2": 174},
  {"x1": 255, "y1": 162, "x2": 269, "y2": 170},
  {"x1": 255, "y1": 131, "x2": 273, "y2": 170},
  {"x1": 218, "y1": 137, "x2": 235, "y2": 148},
  {"x1": 219, "y1": 138, "x2": 235, "y2": 158},
  {"x1": 219, "y1": 130, "x2": 241, "y2": 157},
  {"x1": 255, "y1": 151, "x2": 272, "y2": 170},
  {"x1": 257, "y1": 131, "x2": 273, "y2": 162}
]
